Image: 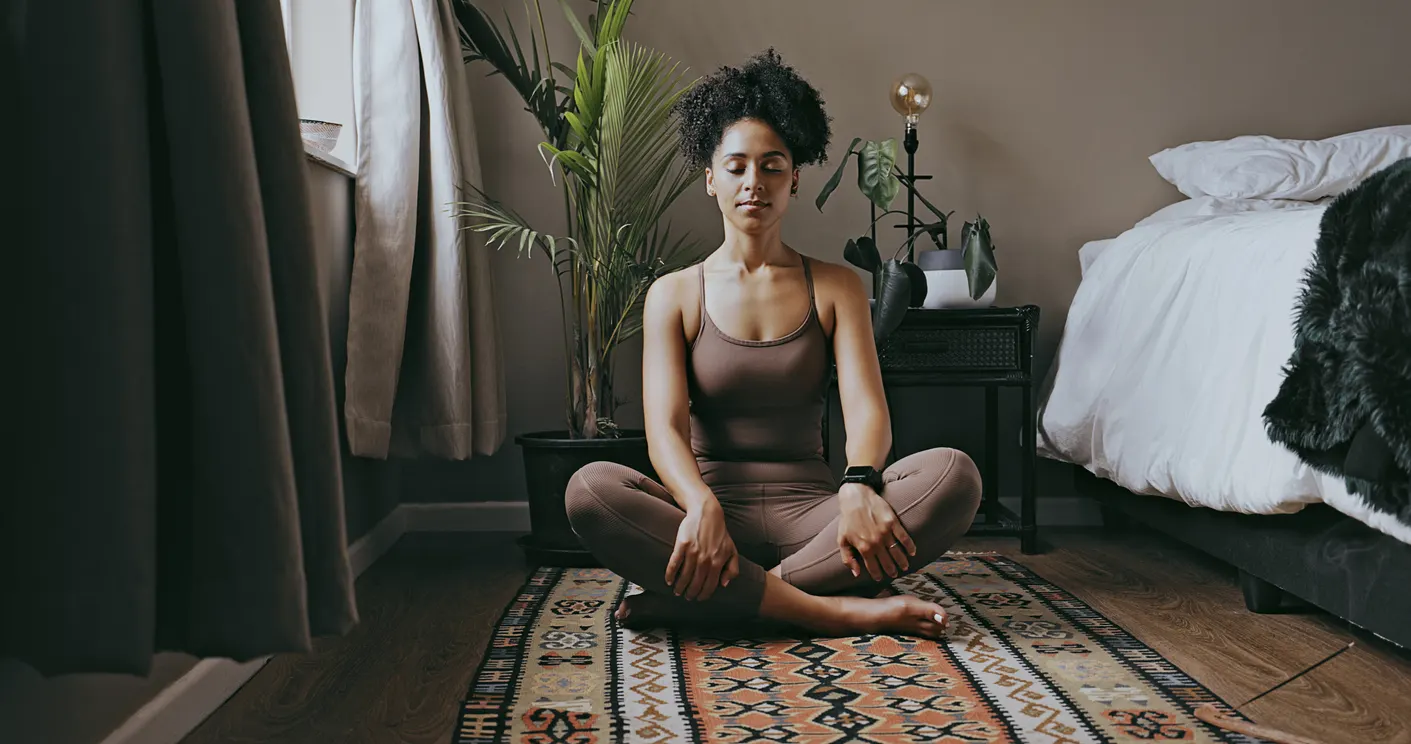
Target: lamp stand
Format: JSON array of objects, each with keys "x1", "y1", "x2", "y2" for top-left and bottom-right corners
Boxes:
[{"x1": 895, "y1": 122, "x2": 932, "y2": 264}]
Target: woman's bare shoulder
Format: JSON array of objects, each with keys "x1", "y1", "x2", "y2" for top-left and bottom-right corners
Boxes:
[
  {"x1": 805, "y1": 256, "x2": 868, "y2": 303},
  {"x1": 644, "y1": 265, "x2": 702, "y2": 341},
  {"x1": 646, "y1": 265, "x2": 694, "y2": 306}
]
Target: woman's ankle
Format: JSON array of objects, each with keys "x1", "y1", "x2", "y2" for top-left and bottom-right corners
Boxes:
[{"x1": 757, "y1": 573, "x2": 835, "y2": 628}]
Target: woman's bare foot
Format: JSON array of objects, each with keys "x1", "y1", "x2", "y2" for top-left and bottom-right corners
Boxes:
[
  {"x1": 614, "y1": 591, "x2": 774, "y2": 633},
  {"x1": 813, "y1": 594, "x2": 950, "y2": 639},
  {"x1": 613, "y1": 592, "x2": 679, "y2": 629}
]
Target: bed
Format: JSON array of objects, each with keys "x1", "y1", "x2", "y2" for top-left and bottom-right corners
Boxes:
[{"x1": 1036, "y1": 127, "x2": 1411, "y2": 649}]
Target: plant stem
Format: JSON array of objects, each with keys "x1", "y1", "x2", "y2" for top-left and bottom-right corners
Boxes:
[{"x1": 558, "y1": 180, "x2": 575, "y2": 436}]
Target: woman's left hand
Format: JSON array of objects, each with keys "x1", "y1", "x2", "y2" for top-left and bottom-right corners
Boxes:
[{"x1": 836, "y1": 484, "x2": 917, "y2": 581}]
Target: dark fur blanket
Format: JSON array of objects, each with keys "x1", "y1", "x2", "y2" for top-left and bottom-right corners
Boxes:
[{"x1": 1263, "y1": 156, "x2": 1411, "y2": 529}]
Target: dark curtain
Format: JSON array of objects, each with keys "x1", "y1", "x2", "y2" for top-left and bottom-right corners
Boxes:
[{"x1": 5, "y1": 0, "x2": 358, "y2": 677}]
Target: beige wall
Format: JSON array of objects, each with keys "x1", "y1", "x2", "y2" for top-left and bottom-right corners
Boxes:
[{"x1": 402, "y1": 0, "x2": 1411, "y2": 505}]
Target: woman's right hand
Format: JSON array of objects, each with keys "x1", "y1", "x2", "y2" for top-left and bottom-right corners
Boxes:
[{"x1": 665, "y1": 501, "x2": 740, "y2": 602}]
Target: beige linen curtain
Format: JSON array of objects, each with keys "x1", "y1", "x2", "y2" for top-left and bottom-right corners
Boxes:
[{"x1": 347, "y1": 0, "x2": 506, "y2": 460}]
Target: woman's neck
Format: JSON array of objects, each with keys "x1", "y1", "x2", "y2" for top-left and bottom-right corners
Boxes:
[{"x1": 719, "y1": 224, "x2": 792, "y2": 272}]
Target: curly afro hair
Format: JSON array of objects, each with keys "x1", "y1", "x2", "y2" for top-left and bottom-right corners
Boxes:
[{"x1": 671, "y1": 48, "x2": 833, "y2": 172}]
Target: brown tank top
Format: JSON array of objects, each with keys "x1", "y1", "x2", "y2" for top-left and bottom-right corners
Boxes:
[{"x1": 687, "y1": 257, "x2": 832, "y2": 466}]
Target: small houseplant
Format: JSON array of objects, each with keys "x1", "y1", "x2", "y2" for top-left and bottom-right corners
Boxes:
[
  {"x1": 815, "y1": 136, "x2": 998, "y2": 344},
  {"x1": 452, "y1": 0, "x2": 703, "y2": 564}
]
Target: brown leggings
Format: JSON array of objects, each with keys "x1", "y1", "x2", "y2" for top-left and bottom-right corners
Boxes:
[{"x1": 564, "y1": 447, "x2": 982, "y2": 619}]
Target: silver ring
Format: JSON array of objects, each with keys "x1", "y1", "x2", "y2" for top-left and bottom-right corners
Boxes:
[{"x1": 889, "y1": 541, "x2": 901, "y2": 549}]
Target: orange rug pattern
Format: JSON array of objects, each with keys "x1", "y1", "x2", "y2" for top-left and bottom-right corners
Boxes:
[{"x1": 456, "y1": 554, "x2": 1264, "y2": 743}]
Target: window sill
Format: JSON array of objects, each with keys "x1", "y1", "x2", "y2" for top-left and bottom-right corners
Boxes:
[{"x1": 303, "y1": 141, "x2": 355, "y2": 179}]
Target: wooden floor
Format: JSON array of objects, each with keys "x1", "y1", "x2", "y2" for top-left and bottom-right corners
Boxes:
[{"x1": 182, "y1": 527, "x2": 1411, "y2": 744}]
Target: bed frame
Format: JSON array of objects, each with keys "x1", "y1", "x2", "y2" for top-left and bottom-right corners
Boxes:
[{"x1": 1072, "y1": 465, "x2": 1411, "y2": 650}]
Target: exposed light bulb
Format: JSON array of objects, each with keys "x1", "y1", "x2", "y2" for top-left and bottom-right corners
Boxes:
[{"x1": 888, "y1": 73, "x2": 933, "y2": 129}]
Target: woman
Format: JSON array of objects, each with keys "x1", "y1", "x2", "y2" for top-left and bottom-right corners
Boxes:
[{"x1": 566, "y1": 50, "x2": 982, "y2": 639}]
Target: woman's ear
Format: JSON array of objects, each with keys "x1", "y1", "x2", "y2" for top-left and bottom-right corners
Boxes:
[
  {"x1": 792, "y1": 169, "x2": 800, "y2": 196},
  {"x1": 705, "y1": 167, "x2": 716, "y2": 197}
]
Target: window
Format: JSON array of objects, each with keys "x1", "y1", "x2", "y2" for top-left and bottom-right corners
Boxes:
[{"x1": 281, "y1": 0, "x2": 357, "y2": 168}]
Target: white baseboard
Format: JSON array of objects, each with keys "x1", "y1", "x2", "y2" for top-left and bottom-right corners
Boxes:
[
  {"x1": 99, "y1": 656, "x2": 270, "y2": 744},
  {"x1": 347, "y1": 507, "x2": 409, "y2": 576},
  {"x1": 100, "y1": 507, "x2": 408, "y2": 744}
]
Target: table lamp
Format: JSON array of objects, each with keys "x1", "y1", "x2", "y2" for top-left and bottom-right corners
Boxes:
[{"x1": 888, "y1": 73, "x2": 933, "y2": 263}]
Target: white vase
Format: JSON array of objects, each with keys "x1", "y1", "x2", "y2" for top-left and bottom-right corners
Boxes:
[{"x1": 916, "y1": 250, "x2": 997, "y2": 309}]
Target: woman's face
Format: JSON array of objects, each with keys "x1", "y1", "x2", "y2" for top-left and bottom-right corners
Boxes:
[{"x1": 705, "y1": 118, "x2": 798, "y2": 234}]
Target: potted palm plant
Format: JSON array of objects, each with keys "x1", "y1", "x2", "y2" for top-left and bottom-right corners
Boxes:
[{"x1": 452, "y1": 0, "x2": 703, "y2": 565}]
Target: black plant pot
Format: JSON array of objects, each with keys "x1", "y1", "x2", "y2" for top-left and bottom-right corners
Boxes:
[{"x1": 514, "y1": 429, "x2": 656, "y2": 568}]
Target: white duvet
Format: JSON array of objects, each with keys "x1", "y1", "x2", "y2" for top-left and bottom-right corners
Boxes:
[{"x1": 1037, "y1": 202, "x2": 1411, "y2": 544}]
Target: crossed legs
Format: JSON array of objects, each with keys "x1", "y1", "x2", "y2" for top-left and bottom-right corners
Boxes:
[{"x1": 564, "y1": 447, "x2": 982, "y2": 637}]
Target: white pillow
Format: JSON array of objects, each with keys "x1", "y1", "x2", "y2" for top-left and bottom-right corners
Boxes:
[{"x1": 1149, "y1": 125, "x2": 1411, "y2": 201}]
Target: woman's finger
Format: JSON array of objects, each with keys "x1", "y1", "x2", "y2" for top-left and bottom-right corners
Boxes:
[
  {"x1": 674, "y1": 554, "x2": 697, "y2": 597},
  {"x1": 686, "y1": 562, "x2": 713, "y2": 601},
  {"x1": 841, "y1": 548, "x2": 861, "y2": 577},
  {"x1": 665, "y1": 544, "x2": 683, "y2": 587},
  {"x1": 722, "y1": 553, "x2": 739, "y2": 587},
  {"x1": 892, "y1": 523, "x2": 918, "y2": 558},
  {"x1": 838, "y1": 538, "x2": 860, "y2": 577},
  {"x1": 876, "y1": 546, "x2": 901, "y2": 579},
  {"x1": 697, "y1": 563, "x2": 722, "y2": 602},
  {"x1": 859, "y1": 543, "x2": 884, "y2": 582},
  {"x1": 887, "y1": 539, "x2": 910, "y2": 573}
]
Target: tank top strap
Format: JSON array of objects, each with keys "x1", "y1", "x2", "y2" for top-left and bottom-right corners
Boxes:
[
  {"x1": 802, "y1": 255, "x2": 818, "y2": 314},
  {"x1": 696, "y1": 262, "x2": 710, "y2": 339}
]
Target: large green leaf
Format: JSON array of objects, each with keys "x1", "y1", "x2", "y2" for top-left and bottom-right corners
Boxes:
[
  {"x1": 901, "y1": 261, "x2": 927, "y2": 306},
  {"x1": 857, "y1": 139, "x2": 900, "y2": 211},
  {"x1": 873, "y1": 259, "x2": 913, "y2": 346},
  {"x1": 844, "y1": 235, "x2": 881, "y2": 273},
  {"x1": 814, "y1": 137, "x2": 861, "y2": 212},
  {"x1": 962, "y1": 215, "x2": 999, "y2": 300}
]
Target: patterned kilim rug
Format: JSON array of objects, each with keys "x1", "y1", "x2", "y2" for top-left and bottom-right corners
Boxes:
[{"x1": 455, "y1": 554, "x2": 1265, "y2": 743}]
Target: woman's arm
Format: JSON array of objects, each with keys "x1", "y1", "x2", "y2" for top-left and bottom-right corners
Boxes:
[
  {"x1": 642, "y1": 271, "x2": 738, "y2": 600},
  {"x1": 641, "y1": 272, "x2": 717, "y2": 513},
  {"x1": 826, "y1": 263, "x2": 914, "y2": 581},
  {"x1": 828, "y1": 266, "x2": 893, "y2": 471}
]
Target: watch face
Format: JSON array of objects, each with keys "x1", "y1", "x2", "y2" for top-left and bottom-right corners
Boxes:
[{"x1": 844, "y1": 466, "x2": 875, "y2": 480}]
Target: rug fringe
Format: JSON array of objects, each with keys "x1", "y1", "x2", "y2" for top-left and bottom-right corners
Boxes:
[{"x1": 945, "y1": 550, "x2": 1002, "y2": 555}]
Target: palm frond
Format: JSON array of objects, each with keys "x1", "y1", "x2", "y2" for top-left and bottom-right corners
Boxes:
[
  {"x1": 453, "y1": 0, "x2": 570, "y2": 148},
  {"x1": 451, "y1": 185, "x2": 576, "y2": 261}
]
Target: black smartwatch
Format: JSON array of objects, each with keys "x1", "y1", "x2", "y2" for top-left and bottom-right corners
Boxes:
[{"x1": 841, "y1": 465, "x2": 885, "y2": 492}]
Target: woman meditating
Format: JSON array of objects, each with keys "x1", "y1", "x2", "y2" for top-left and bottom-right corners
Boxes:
[{"x1": 566, "y1": 50, "x2": 982, "y2": 639}]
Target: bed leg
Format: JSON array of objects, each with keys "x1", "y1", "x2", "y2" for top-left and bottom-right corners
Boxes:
[{"x1": 1239, "y1": 570, "x2": 1284, "y2": 613}]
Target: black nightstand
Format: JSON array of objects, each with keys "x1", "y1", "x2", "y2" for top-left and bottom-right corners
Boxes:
[{"x1": 825, "y1": 305, "x2": 1041, "y2": 554}]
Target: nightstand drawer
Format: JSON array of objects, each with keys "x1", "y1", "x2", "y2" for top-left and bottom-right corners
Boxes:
[{"x1": 878, "y1": 324, "x2": 1020, "y2": 372}]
